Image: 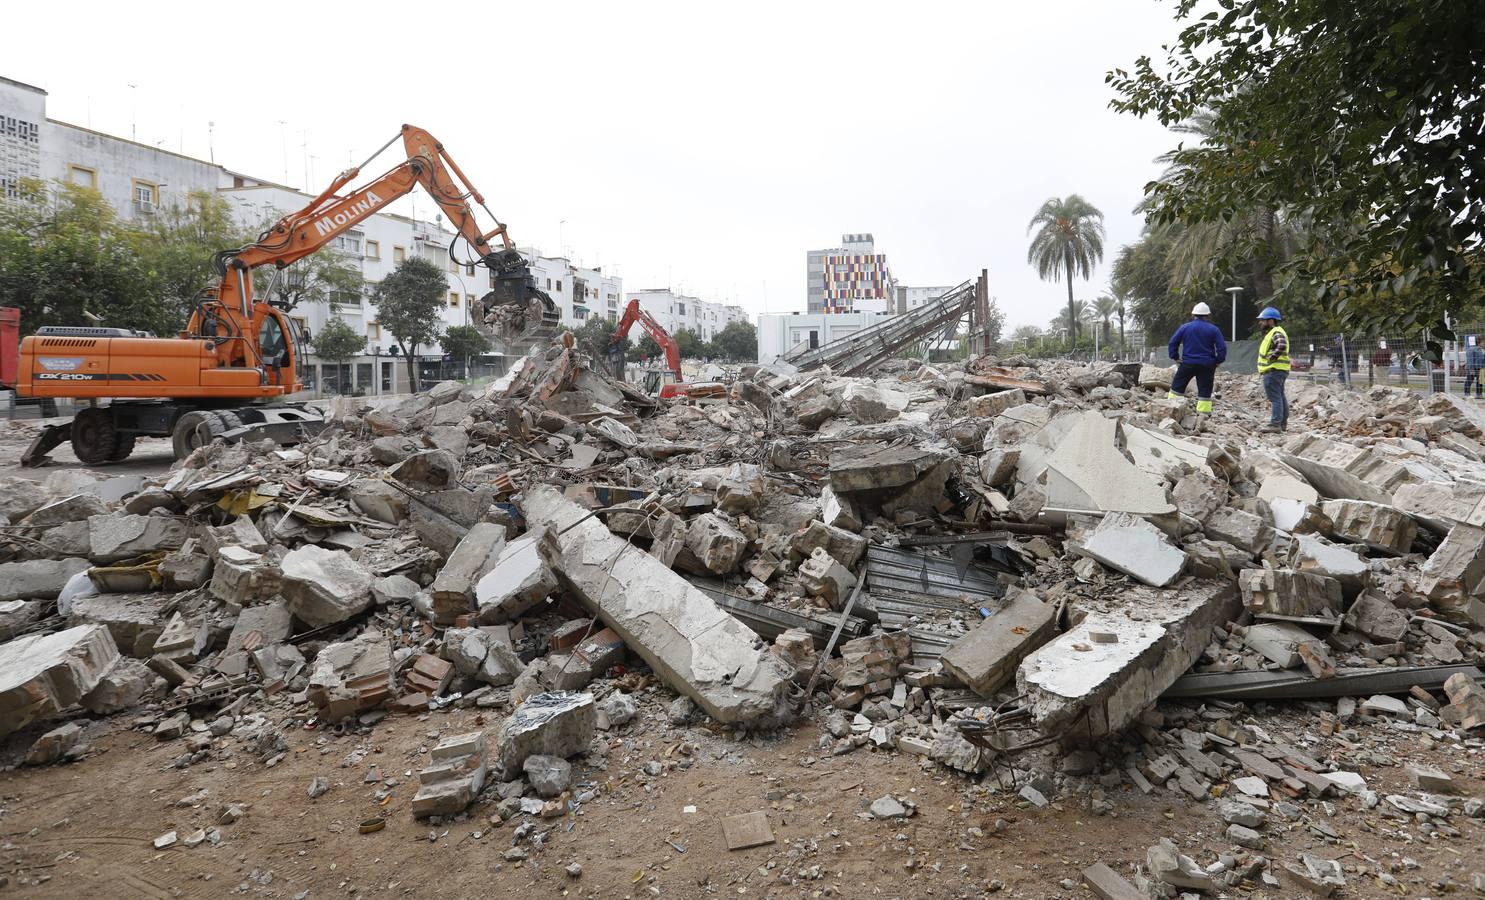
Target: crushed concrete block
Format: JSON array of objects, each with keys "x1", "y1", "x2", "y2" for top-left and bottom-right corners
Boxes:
[
  {"x1": 798, "y1": 547, "x2": 857, "y2": 609},
  {"x1": 1202, "y1": 507, "x2": 1276, "y2": 554},
  {"x1": 819, "y1": 486, "x2": 862, "y2": 532},
  {"x1": 1241, "y1": 622, "x2": 1327, "y2": 668},
  {"x1": 24, "y1": 494, "x2": 108, "y2": 528},
  {"x1": 443, "y1": 627, "x2": 523, "y2": 687},
  {"x1": 431, "y1": 522, "x2": 508, "y2": 625},
  {"x1": 841, "y1": 382, "x2": 904, "y2": 424},
  {"x1": 523, "y1": 754, "x2": 573, "y2": 798},
  {"x1": 371, "y1": 574, "x2": 420, "y2": 606},
  {"x1": 223, "y1": 602, "x2": 292, "y2": 657},
  {"x1": 1417, "y1": 524, "x2": 1485, "y2": 627},
  {"x1": 0, "y1": 558, "x2": 92, "y2": 601},
  {"x1": 964, "y1": 387, "x2": 1026, "y2": 419},
  {"x1": 1240, "y1": 567, "x2": 1343, "y2": 618},
  {"x1": 67, "y1": 593, "x2": 168, "y2": 657},
  {"x1": 81, "y1": 657, "x2": 156, "y2": 713},
  {"x1": 715, "y1": 463, "x2": 765, "y2": 515},
  {"x1": 412, "y1": 731, "x2": 487, "y2": 819},
  {"x1": 1018, "y1": 583, "x2": 1239, "y2": 741},
  {"x1": 0, "y1": 600, "x2": 44, "y2": 642},
  {"x1": 1321, "y1": 500, "x2": 1416, "y2": 554},
  {"x1": 523, "y1": 485, "x2": 795, "y2": 725},
  {"x1": 306, "y1": 629, "x2": 393, "y2": 722},
  {"x1": 677, "y1": 513, "x2": 748, "y2": 576},
  {"x1": 1258, "y1": 470, "x2": 1319, "y2": 507},
  {"x1": 984, "y1": 403, "x2": 1051, "y2": 447},
  {"x1": 475, "y1": 527, "x2": 560, "y2": 624},
  {"x1": 1393, "y1": 480, "x2": 1485, "y2": 534},
  {"x1": 495, "y1": 691, "x2": 595, "y2": 775},
  {"x1": 1284, "y1": 433, "x2": 1437, "y2": 503},
  {"x1": 151, "y1": 610, "x2": 208, "y2": 662},
  {"x1": 1137, "y1": 364, "x2": 1174, "y2": 391},
  {"x1": 0, "y1": 476, "x2": 49, "y2": 523},
  {"x1": 793, "y1": 393, "x2": 839, "y2": 428},
  {"x1": 1171, "y1": 472, "x2": 1228, "y2": 522},
  {"x1": 1271, "y1": 498, "x2": 1333, "y2": 535},
  {"x1": 158, "y1": 541, "x2": 212, "y2": 591},
  {"x1": 1343, "y1": 593, "x2": 1409, "y2": 643},
  {"x1": 348, "y1": 480, "x2": 409, "y2": 524},
  {"x1": 24, "y1": 721, "x2": 85, "y2": 765},
  {"x1": 770, "y1": 628, "x2": 818, "y2": 679},
  {"x1": 389, "y1": 449, "x2": 460, "y2": 489},
  {"x1": 281, "y1": 546, "x2": 373, "y2": 628},
  {"x1": 201, "y1": 516, "x2": 267, "y2": 556},
  {"x1": 978, "y1": 447, "x2": 1020, "y2": 487},
  {"x1": 1075, "y1": 512, "x2": 1186, "y2": 587},
  {"x1": 1146, "y1": 837, "x2": 1215, "y2": 891},
  {"x1": 1288, "y1": 534, "x2": 1369, "y2": 598},
  {"x1": 940, "y1": 589, "x2": 1056, "y2": 696},
  {"x1": 1016, "y1": 411, "x2": 1175, "y2": 518},
  {"x1": 1280, "y1": 853, "x2": 1346, "y2": 897},
  {"x1": 791, "y1": 520, "x2": 867, "y2": 569},
  {"x1": 1443, "y1": 673, "x2": 1485, "y2": 730},
  {"x1": 209, "y1": 546, "x2": 266, "y2": 603},
  {"x1": 86, "y1": 514, "x2": 187, "y2": 564},
  {"x1": 828, "y1": 444, "x2": 951, "y2": 493},
  {"x1": 0, "y1": 624, "x2": 120, "y2": 737}
]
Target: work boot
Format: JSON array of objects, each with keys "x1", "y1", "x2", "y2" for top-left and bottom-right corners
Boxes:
[{"x1": 1259, "y1": 424, "x2": 1282, "y2": 434}]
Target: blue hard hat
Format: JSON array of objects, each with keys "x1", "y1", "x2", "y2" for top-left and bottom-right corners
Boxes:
[{"x1": 1257, "y1": 307, "x2": 1283, "y2": 321}]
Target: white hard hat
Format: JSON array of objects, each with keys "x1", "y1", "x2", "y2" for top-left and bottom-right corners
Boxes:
[{"x1": 1192, "y1": 302, "x2": 1212, "y2": 316}]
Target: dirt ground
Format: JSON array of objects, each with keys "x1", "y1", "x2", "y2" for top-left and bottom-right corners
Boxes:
[{"x1": 1, "y1": 693, "x2": 1480, "y2": 899}]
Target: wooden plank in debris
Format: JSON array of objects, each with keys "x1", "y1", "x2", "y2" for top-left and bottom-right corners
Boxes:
[{"x1": 721, "y1": 811, "x2": 775, "y2": 851}]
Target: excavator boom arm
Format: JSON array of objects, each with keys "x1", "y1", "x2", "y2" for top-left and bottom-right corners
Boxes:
[{"x1": 611, "y1": 298, "x2": 682, "y2": 379}]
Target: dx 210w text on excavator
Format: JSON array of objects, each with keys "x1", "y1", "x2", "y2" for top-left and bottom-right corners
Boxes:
[{"x1": 12, "y1": 124, "x2": 554, "y2": 466}]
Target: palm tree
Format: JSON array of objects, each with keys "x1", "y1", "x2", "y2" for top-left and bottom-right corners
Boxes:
[
  {"x1": 1093, "y1": 295, "x2": 1118, "y2": 346},
  {"x1": 1110, "y1": 289, "x2": 1130, "y2": 356},
  {"x1": 1049, "y1": 301, "x2": 1094, "y2": 346},
  {"x1": 1010, "y1": 324, "x2": 1042, "y2": 349},
  {"x1": 1027, "y1": 195, "x2": 1106, "y2": 343}
]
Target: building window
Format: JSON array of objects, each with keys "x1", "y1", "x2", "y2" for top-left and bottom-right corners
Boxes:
[
  {"x1": 449, "y1": 292, "x2": 460, "y2": 308},
  {"x1": 574, "y1": 308, "x2": 588, "y2": 320},
  {"x1": 465, "y1": 265, "x2": 475, "y2": 277},
  {"x1": 367, "y1": 322, "x2": 381, "y2": 340},
  {"x1": 333, "y1": 233, "x2": 362, "y2": 254},
  {"x1": 393, "y1": 246, "x2": 406, "y2": 264},
  {"x1": 68, "y1": 165, "x2": 96, "y2": 188},
  {"x1": 677, "y1": 302, "x2": 687, "y2": 316},
  {"x1": 449, "y1": 257, "x2": 460, "y2": 274},
  {"x1": 330, "y1": 290, "x2": 361, "y2": 308},
  {"x1": 466, "y1": 293, "x2": 475, "y2": 308},
  {"x1": 365, "y1": 240, "x2": 380, "y2": 260},
  {"x1": 555, "y1": 280, "x2": 562, "y2": 292},
  {"x1": 546, "y1": 278, "x2": 552, "y2": 289},
  {"x1": 131, "y1": 179, "x2": 158, "y2": 208}
]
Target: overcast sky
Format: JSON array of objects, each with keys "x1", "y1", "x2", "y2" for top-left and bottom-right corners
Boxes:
[{"x1": 8, "y1": 1, "x2": 1183, "y2": 330}]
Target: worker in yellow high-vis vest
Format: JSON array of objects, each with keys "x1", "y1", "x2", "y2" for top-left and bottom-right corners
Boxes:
[{"x1": 1256, "y1": 307, "x2": 1290, "y2": 432}]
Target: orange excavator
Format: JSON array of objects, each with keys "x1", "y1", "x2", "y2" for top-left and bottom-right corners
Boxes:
[
  {"x1": 14, "y1": 124, "x2": 552, "y2": 465},
  {"x1": 607, "y1": 297, "x2": 690, "y2": 399}
]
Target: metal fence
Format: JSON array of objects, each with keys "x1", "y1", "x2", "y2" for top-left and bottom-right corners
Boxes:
[{"x1": 1265, "y1": 327, "x2": 1485, "y2": 396}]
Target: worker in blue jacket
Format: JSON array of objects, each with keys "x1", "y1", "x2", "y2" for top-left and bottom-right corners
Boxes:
[{"x1": 1167, "y1": 302, "x2": 1227, "y2": 415}]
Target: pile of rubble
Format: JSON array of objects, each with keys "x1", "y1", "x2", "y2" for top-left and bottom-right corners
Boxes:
[{"x1": 1, "y1": 341, "x2": 1482, "y2": 893}]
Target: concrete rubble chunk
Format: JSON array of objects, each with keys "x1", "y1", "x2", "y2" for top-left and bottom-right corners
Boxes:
[
  {"x1": 1172, "y1": 472, "x2": 1228, "y2": 522},
  {"x1": 523, "y1": 485, "x2": 794, "y2": 725},
  {"x1": 81, "y1": 657, "x2": 156, "y2": 714},
  {"x1": 412, "y1": 731, "x2": 488, "y2": 819},
  {"x1": 1283, "y1": 433, "x2": 1435, "y2": 504},
  {"x1": 0, "y1": 558, "x2": 92, "y2": 602},
  {"x1": 1393, "y1": 480, "x2": 1485, "y2": 534},
  {"x1": 940, "y1": 589, "x2": 1056, "y2": 697},
  {"x1": 841, "y1": 382, "x2": 905, "y2": 424},
  {"x1": 791, "y1": 520, "x2": 867, "y2": 569},
  {"x1": 828, "y1": 443, "x2": 951, "y2": 493},
  {"x1": 87, "y1": 514, "x2": 187, "y2": 564},
  {"x1": 430, "y1": 522, "x2": 508, "y2": 624},
  {"x1": 1443, "y1": 673, "x2": 1485, "y2": 730},
  {"x1": 348, "y1": 480, "x2": 409, "y2": 524},
  {"x1": 24, "y1": 494, "x2": 108, "y2": 528},
  {"x1": 1417, "y1": 524, "x2": 1485, "y2": 627},
  {"x1": 476, "y1": 527, "x2": 561, "y2": 624},
  {"x1": 0, "y1": 476, "x2": 49, "y2": 523},
  {"x1": 964, "y1": 387, "x2": 1026, "y2": 419},
  {"x1": 281, "y1": 545, "x2": 374, "y2": 628},
  {"x1": 67, "y1": 593, "x2": 168, "y2": 657},
  {"x1": 1075, "y1": 512, "x2": 1186, "y2": 587},
  {"x1": 1240, "y1": 567, "x2": 1343, "y2": 618},
  {"x1": 1320, "y1": 499, "x2": 1416, "y2": 554},
  {"x1": 1241, "y1": 622, "x2": 1327, "y2": 669},
  {"x1": 715, "y1": 463, "x2": 765, "y2": 515},
  {"x1": 25, "y1": 721, "x2": 85, "y2": 765},
  {"x1": 818, "y1": 486, "x2": 862, "y2": 532},
  {"x1": 1202, "y1": 507, "x2": 1275, "y2": 555},
  {"x1": 307, "y1": 629, "x2": 391, "y2": 722},
  {"x1": 158, "y1": 541, "x2": 212, "y2": 590},
  {"x1": 1016, "y1": 411, "x2": 1176, "y2": 518},
  {"x1": 1288, "y1": 534, "x2": 1369, "y2": 599},
  {"x1": 676, "y1": 513, "x2": 748, "y2": 576},
  {"x1": 1018, "y1": 582, "x2": 1239, "y2": 740},
  {"x1": 798, "y1": 547, "x2": 857, "y2": 609},
  {"x1": 210, "y1": 546, "x2": 267, "y2": 604},
  {"x1": 443, "y1": 626, "x2": 523, "y2": 687},
  {"x1": 984, "y1": 403, "x2": 1051, "y2": 447},
  {"x1": 1281, "y1": 853, "x2": 1346, "y2": 897},
  {"x1": 978, "y1": 447, "x2": 1020, "y2": 488},
  {"x1": 0, "y1": 624, "x2": 120, "y2": 737},
  {"x1": 495, "y1": 691, "x2": 596, "y2": 775},
  {"x1": 1343, "y1": 593, "x2": 1409, "y2": 643},
  {"x1": 1146, "y1": 837, "x2": 1215, "y2": 891},
  {"x1": 0, "y1": 601, "x2": 44, "y2": 642},
  {"x1": 523, "y1": 754, "x2": 573, "y2": 798},
  {"x1": 371, "y1": 574, "x2": 420, "y2": 606}
]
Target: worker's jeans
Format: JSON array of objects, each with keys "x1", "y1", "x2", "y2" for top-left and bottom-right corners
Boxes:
[
  {"x1": 1466, "y1": 367, "x2": 1483, "y2": 398},
  {"x1": 1168, "y1": 363, "x2": 1216, "y2": 413},
  {"x1": 1262, "y1": 369, "x2": 1289, "y2": 428}
]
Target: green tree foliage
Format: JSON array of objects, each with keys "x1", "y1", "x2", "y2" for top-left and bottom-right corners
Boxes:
[
  {"x1": 710, "y1": 320, "x2": 757, "y2": 361},
  {"x1": 629, "y1": 333, "x2": 662, "y2": 363},
  {"x1": 1009, "y1": 324, "x2": 1043, "y2": 348},
  {"x1": 672, "y1": 327, "x2": 707, "y2": 359},
  {"x1": 568, "y1": 316, "x2": 625, "y2": 361},
  {"x1": 373, "y1": 256, "x2": 447, "y2": 392},
  {"x1": 1027, "y1": 195, "x2": 1105, "y2": 342},
  {"x1": 1108, "y1": 0, "x2": 1485, "y2": 337},
  {"x1": 138, "y1": 190, "x2": 247, "y2": 328},
  {"x1": 253, "y1": 246, "x2": 363, "y2": 313},
  {"x1": 312, "y1": 317, "x2": 365, "y2": 394},
  {"x1": 442, "y1": 324, "x2": 491, "y2": 361}
]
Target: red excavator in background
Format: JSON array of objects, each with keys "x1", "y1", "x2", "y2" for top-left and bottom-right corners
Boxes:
[
  {"x1": 607, "y1": 297, "x2": 691, "y2": 399},
  {"x1": 10, "y1": 124, "x2": 553, "y2": 465}
]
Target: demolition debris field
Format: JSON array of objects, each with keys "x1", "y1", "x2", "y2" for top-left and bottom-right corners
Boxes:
[{"x1": 0, "y1": 345, "x2": 1483, "y2": 898}]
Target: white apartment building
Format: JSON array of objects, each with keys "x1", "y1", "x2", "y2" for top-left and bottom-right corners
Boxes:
[
  {"x1": 624, "y1": 289, "x2": 748, "y2": 342},
  {"x1": 1, "y1": 74, "x2": 618, "y2": 395},
  {"x1": 898, "y1": 284, "x2": 955, "y2": 313},
  {"x1": 757, "y1": 311, "x2": 896, "y2": 361}
]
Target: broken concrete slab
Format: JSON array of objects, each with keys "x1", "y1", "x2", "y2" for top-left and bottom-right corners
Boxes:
[
  {"x1": 0, "y1": 477, "x2": 49, "y2": 523},
  {"x1": 1343, "y1": 593, "x2": 1409, "y2": 643},
  {"x1": 983, "y1": 403, "x2": 1051, "y2": 448},
  {"x1": 841, "y1": 382, "x2": 905, "y2": 424},
  {"x1": 348, "y1": 480, "x2": 409, "y2": 525},
  {"x1": 494, "y1": 690, "x2": 596, "y2": 776},
  {"x1": 963, "y1": 387, "x2": 1027, "y2": 419},
  {"x1": 1017, "y1": 582, "x2": 1240, "y2": 741},
  {"x1": 940, "y1": 589, "x2": 1056, "y2": 697},
  {"x1": 23, "y1": 494, "x2": 108, "y2": 528},
  {"x1": 86, "y1": 514, "x2": 187, "y2": 564},
  {"x1": 1240, "y1": 568, "x2": 1343, "y2": 619},
  {"x1": 1016, "y1": 411, "x2": 1177, "y2": 518},
  {"x1": 715, "y1": 463, "x2": 765, "y2": 515},
  {"x1": 1320, "y1": 499, "x2": 1417, "y2": 554},
  {"x1": 66, "y1": 593, "x2": 168, "y2": 657},
  {"x1": 224, "y1": 602, "x2": 292, "y2": 657},
  {"x1": 1393, "y1": 480, "x2": 1485, "y2": 534},
  {"x1": 430, "y1": 522, "x2": 508, "y2": 625},
  {"x1": 280, "y1": 545, "x2": 374, "y2": 628},
  {"x1": 443, "y1": 626, "x2": 523, "y2": 687},
  {"x1": 798, "y1": 547, "x2": 857, "y2": 609},
  {"x1": 1075, "y1": 512, "x2": 1186, "y2": 588},
  {"x1": 0, "y1": 624, "x2": 120, "y2": 737},
  {"x1": 790, "y1": 520, "x2": 867, "y2": 569},
  {"x1": 1241, "y1": 622, "x2": 1327, "y2": 669},
  {"x1": 523, "y1": 485, "x2": 795, "y2": 726},
  {"x1": 1283, "y1": 433, "x2": 1438, "y2": 503},
  {"x1": 1288, "y1": 534, "x2": 1370, "y2": 599},
  {"x1": 676, "y1": 513, "x2": 748, "y2": 576},
  {"x1": 412, "y1": 731, "x2": 488, "y2": 819},
  {"x1": 1202, "y1": 507, "x2": 1276, "y2": 555},
  {"x1": 81, "y1": 657, "x2": 156, "y2": 714},
  {"x1": 306, "y1": 629, "x2": 392, "y2": 722},
  {"x1": 1417, "y1": 524, "x2": 1485, "y2": 627},
  {"x1": 0, "y1": 558, "x2": 91, "y2": 601},
  {"x1": 828, "y1": 443, "x2": 951, "y2": 494}
]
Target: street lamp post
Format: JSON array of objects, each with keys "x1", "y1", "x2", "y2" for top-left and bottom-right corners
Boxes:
[{"x1": 1224, "y1": 286, "x2": 1244, "y2": 342}]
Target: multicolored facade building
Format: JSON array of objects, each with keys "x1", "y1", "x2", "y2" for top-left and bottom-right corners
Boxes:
[{"x1": 807, "y1": 233, "x2": 897, "y2": 314}]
